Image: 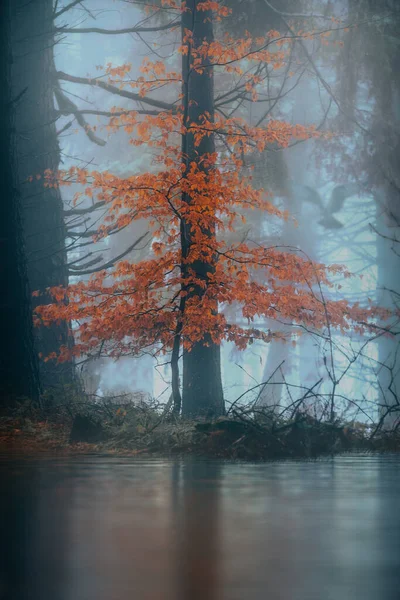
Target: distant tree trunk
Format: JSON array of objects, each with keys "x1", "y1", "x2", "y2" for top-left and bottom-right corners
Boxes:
[
  {"x1": 376, "y1": 206, "x2": 400, "y2": 428},
  {"x1": 341, "y1": 0, "x2": 400, "y2": 427},
  {"x1": 10, "y1": 0, "x2": 73, "y2": 394},
  {"x1": 285, "y1": 77, "x2": 320, "y2": 417},
  {"x1": 0, "y1": 0, "x2": 40, "y2": 406},
  {"x1": 371, "y1": 53, "x2": 400, "y2": 428},
  {"x1": 180, "y1": 1, "x2": 224, "y2": 418},
  {"x1": 375, "y1": 175, "x2": 400, "y2": 428},
  {"x1": 258, "y1": 71, "x2": 317, "y2": 412}
]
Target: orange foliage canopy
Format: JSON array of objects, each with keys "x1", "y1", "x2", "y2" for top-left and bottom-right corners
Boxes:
[{"x1": 34, "y1": 1, "x2": 388, "y2": 364}]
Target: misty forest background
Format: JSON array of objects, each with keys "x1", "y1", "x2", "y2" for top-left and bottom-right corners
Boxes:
[{"x1": 1, "y1": 0, "x2": 399, "y2": 433}]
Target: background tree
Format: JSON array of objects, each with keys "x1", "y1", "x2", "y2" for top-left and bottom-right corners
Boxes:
[
  {"x1": 316, "y1": 0, "x2": 400, "y2": 426},
  {"x1": 34, "y1": 0, "x2": 387, "y2": 418}
]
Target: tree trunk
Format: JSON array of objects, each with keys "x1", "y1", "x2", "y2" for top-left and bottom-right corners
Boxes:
[
  {"x1": 373, "y1": 65, "x2": 400, "y2": 428},
  {"x1": 376, "y1": 190, "x2": 400, "y2": 428},
  {"x1": 0, "y1": 0, "x2": 41, "y2": 406},
  {"x1": 180, "y1": 1, "x2": 224, "y2": 417},
  {"x1": 10, "y1": 0, "x2": 73, "y2": 395}
]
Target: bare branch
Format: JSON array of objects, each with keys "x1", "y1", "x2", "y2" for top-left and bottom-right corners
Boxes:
[
  {"x1": 54, "y1": 0, "x2": 82, "y2": 19},
  {"x1": 54, "y1": 83, "x2": 106, "y2": 146},
  {"x1": 68, "y1": 255, "x2": 103, "y2": 271},
  {"x1": 64, "y1": 201, "x2": 106, "y2": 217},
  {"x1": 69, "y1": 231, "x2": 150, "y2": 275},
  {"x1": 263, "y1": 0, "x2": 371, "y2": 136},
  {"x1": 6, "y1": 86, "x2": 28, "y2": 108},
  {"x1": 56, "y1": 107, "x2": 161, "y2": 118},
  {"x1": 260, "y1": 1, "x2": 332, "y2": 19},
  {"x1": 56, "y1": 20, "x2": 180, "y2": 35},
  {"x1": 56, "y1": 120, "x2": 73, "y2": 136},
  {"x1": 67, "y1": 217, "x2": 134, "y2": 240},
  {"x1": 56, "y1": 71, "x2": 175, "y2": 112}
]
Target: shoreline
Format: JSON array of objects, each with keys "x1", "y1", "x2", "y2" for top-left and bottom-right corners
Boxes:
[{"x1": 1, "y1": 411, "x2": 399, "y2": 460}]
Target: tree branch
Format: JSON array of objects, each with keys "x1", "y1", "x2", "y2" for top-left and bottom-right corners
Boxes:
[
  {"x1": 263, "y1": 0, "x2": 371, "y2": 136},
  {"x1": 56, "y1": 20, "x2": 180, "y2": 35},
  {"x1": 54, "y1": 0, "x2": 82, "y2": 19},
  {"x1": 64, "y1": 200, "x2": 106, "y2": 217},
  {"x1": 54, "y1": 82, "x2": 106, "y2": 145},
  {"x1": 56, "y1": 107, "x2": 161, "y2": 118},
  {"x1": 56, "y1": 71, "x2": 175, "y2": 112},
  {"x1": 69, "y1": 231, "x2": 150, "y2": 275}
]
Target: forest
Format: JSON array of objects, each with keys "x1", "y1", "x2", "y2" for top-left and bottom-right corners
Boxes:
[
  {"x1": 0, "y1": 0, "x2": 399, "y2": 459},
  {"x1": 1, "y1": 2, "x2": 400, "y2": 599}
]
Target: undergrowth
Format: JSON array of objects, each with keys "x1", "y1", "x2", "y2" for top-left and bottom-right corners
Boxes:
[{"x1": 0, "y1": 390, "x2": 399, "y2": 459}]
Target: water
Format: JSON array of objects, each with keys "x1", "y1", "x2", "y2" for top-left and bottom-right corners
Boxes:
[{"x1": 0, "y1": 454, "x2": 399, "y2": 600}]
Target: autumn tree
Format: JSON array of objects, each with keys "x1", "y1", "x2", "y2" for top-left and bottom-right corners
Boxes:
[{"x1": 35, "y1": 0, "x2": 387, "y2": 418}]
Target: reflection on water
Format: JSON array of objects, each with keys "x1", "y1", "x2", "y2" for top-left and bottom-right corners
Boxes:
[{"x1": 0, "y1": 455, "x2": 399, "y2": 600}]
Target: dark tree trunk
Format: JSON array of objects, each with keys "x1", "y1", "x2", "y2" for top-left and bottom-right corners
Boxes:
[
  {"x1": 0, "y1": 0, "x2": 41, "y2": 406},
  {"x1": 10, "y1": 0, "x2": 73, "y2": 394},
  {"x1": 180, "y1": 1, "x2": 224, "y2": 418}
]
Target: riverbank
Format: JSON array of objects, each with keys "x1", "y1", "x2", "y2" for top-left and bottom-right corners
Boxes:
[{"x1": 1, "y1": 397, "x2": 399, "y2": 459}]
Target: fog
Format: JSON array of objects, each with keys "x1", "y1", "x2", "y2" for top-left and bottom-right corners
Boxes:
[{"x1": 52, "y1": 0, "x2": 399, "y2": 424}]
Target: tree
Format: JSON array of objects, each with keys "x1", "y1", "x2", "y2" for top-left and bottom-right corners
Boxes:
[
  {"x1": 35, "y1": 0, "x2": 387, "y2": 417},
  {"x1": 318, "y1": 0, "x2": 400, "y2": 427},
  {"x1": 10, "y1": 0, "x2": 74, "y2": 395},
  {"x1": 178, "y1": 1, "x2": 224, "y2": 416},
  {"x1": 0, "y1": 0, "x2": 40, "y2": 405}
]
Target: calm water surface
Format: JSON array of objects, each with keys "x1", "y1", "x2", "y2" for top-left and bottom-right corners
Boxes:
[{"x1": 0, "y1": 454, "x2": 399, "y2": 600}]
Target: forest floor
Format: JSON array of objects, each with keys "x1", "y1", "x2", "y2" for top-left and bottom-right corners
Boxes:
[{"x1": 1, "y1": 395, "x2": 399, "y2": 459}]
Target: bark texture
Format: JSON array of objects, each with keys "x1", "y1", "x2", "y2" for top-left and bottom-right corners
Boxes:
[
  {"x1": 10, "y1": 0, "x2": 73, "y2": 393},
  {"x1": 0, "y1": 0, "x2": 41, "y2": 405},
  {"x1": 180, "y1": 0, "x2": 224, "y2": 417}
]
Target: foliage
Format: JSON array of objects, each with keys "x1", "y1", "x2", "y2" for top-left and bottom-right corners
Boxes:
[{"x1": 34, "y1": 1, "x2": 389, "y2": 411}]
